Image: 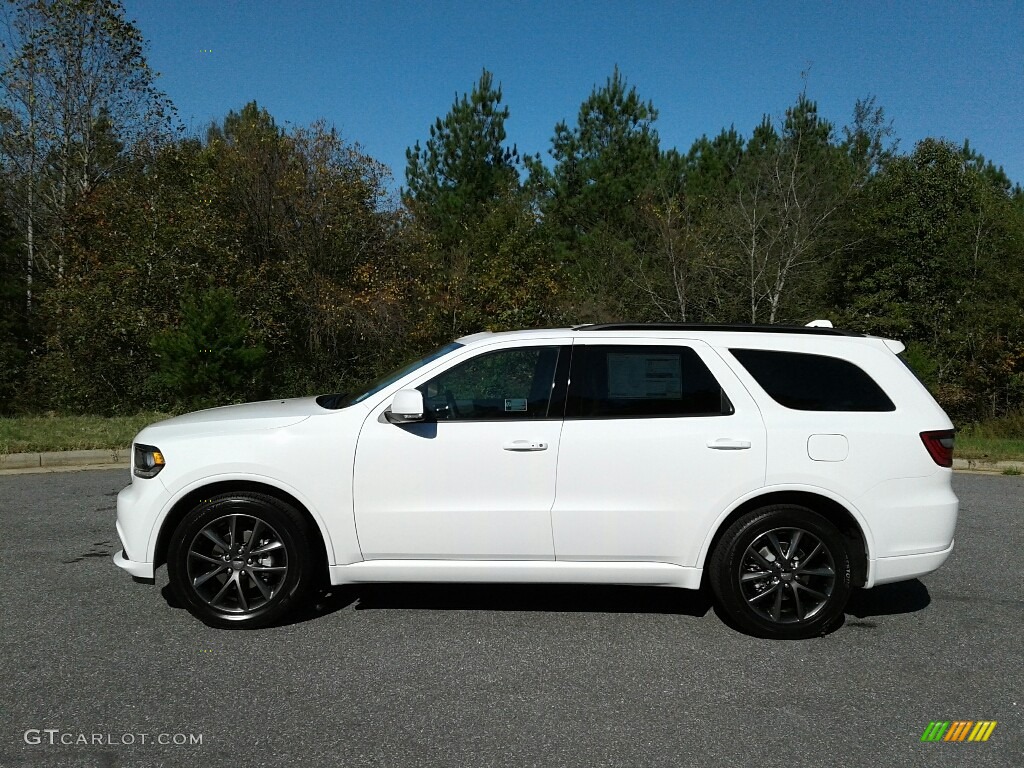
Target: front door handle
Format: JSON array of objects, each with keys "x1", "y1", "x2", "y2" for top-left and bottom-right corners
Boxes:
[
  {"x1": 707, "y1": 438, "x2": 752, "y2": 450},
  {"x1": 503, "y1": 440, "x2": 548, "y2": 452}
]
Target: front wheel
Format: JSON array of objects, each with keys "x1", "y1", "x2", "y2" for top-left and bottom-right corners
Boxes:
[
  {"x1": 709, "y1": 505, "x2": 852, "y2": 639},
  {"x1": 167, "y1": 493, "x2": 314, "y2": 629}
]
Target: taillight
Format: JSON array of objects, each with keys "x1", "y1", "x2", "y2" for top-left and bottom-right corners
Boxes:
[{"x1": 920, "y1": 430, "x2": 955, "y2": 467}]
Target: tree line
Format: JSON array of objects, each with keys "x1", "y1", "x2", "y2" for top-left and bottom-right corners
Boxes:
[{"x1": 1, "y1": 0, "x2": 1022, "y2": 423}]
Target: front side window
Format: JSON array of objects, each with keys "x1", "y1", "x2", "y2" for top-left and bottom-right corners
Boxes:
[
  {"x1": 568, "y1": 345, "x2": 733, "y2": 418},
  {"x1": 418, "y1": 346, "x2": 562, "y2": 421},
  {"x1": 730, "y1": 348, "x2": 896, "y2": 411}
]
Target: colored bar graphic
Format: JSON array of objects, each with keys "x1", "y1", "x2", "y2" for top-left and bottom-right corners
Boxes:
[
  {"x1": 922, "y1": 721, "x2": 996, "y2": 742},
  {"x1": 945, "y1": 721, "x2": 972, "y2": 741},
  {"x1": 972, "y1": 722, "x2": 997, "y2": 742},
  {"x1": 921, "y1": 722, "x2": 950, "y2": 742}
]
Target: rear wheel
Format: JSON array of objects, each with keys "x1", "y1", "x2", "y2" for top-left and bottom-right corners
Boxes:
[
  {"x1": 167, "y1": 492, "x2": 314, "y2": 629},
  {"x1": 709, "y1": 505, "x2": 852, "y2": 639}
]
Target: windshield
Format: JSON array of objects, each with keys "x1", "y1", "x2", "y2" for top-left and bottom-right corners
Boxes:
[{"x1": 318, "y1": 342, "x2": 464, "y2": 410}]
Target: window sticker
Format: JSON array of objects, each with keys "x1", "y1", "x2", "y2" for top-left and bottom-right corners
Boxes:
[
  {"x1": 504, "y1": 398, "x2": 528, "y2": 412},
  {"x1": 607, "y1": 353, "x2": 683, "y2": 399}
]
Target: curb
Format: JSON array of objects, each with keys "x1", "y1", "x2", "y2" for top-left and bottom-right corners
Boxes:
[
  {"x1": 0, "y1": 448, "x2": 129, "y2": 471},
  {"x1": 1, "y1": 449, "x2": 1022, "y2": 475},
  {"x1": 952, "y1": 457, "x2": 1024, "y2": 474}
]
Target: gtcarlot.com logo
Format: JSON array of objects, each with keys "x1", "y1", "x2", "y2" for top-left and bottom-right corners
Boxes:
[
  {"x1": 24, "y1": 729, "x2": 202, "y2": 746},
  {"x1": 921, "y1": 721, "x2": 997, "y2": 742}
]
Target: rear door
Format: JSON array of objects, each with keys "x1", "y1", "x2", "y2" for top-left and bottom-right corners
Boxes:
[{"x1": 551, "y1": 338, "x2": 767, "y2": 566}]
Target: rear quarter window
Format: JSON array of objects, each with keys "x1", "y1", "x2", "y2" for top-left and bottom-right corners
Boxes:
[{"x1": 730, "y1": 349, "x2": 895, "y2": 412}]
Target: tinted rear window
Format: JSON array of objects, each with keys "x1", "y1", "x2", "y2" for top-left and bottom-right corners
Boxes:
[{"x1": 730, "y1": 349, "x2": 895, "y2": 412}]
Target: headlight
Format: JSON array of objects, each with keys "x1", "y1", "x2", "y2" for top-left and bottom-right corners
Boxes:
[{"x1": 133, "y1": 443, "x2": 166, "y2": 478}]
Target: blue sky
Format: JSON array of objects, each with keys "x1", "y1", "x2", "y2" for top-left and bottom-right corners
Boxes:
[{"x1": 123, "y1": 0, "x2": 1024, "y2": 190}]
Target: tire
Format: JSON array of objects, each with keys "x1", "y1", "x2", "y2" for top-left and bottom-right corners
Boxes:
[
  {"x1": 167, "y1": 492, "x2": 315, "y2": 629},
  {"x1": 709, "y1": 505, "x2": 852, "y2": 639}
]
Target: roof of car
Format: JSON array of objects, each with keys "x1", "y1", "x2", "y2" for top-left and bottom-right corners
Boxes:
[
  {"x1": 574, "y1": 323, "x2": 863, "y2": 336},
  {"x1": 457, "y1": 322, "x2": 864, "y2": 344}
]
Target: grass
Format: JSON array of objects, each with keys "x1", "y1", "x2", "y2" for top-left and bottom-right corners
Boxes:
[
  {"x1": 956, "y1": 411, "x2": 1024, "y2": 463},
  {"x1": 0, "y1": 412, "x2": 172, "y2": 455},
  {"x1": 955, "y1": 436, "x2": 1024, "y2": 463}
]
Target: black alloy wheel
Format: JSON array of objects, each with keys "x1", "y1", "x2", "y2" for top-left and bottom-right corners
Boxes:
[
  {"x1": 167, "y1": 492, "x2": 315, "y2": 629},
  {"x1": 709, "y1": 505, "x2": 852, "y2": 639}
]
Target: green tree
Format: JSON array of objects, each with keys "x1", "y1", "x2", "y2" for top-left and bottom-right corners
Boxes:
[
  {"x1": 206, "y1": 102, "x2": 294, "y2": 265},
  {"x1": 623, "y1": 128, "x2": 747, "y2": 324},
  {"x1": 0, "y1": 0, "x2": 174, "y2": 300},
  {"x1": 150, "y1": 287, "x2": 266, "y2": 410},
  {"x1": 0, "y1": 184, "x2": 24, "y2": 411},
  {"x1": 535, "y1": 67, "x2": 662, "y2": 320},
  {"x1": 409, "y1": 187, "x2": 564, "y2": 341},
  {"x1": 543, "y1": 66, "x2": 661, "y2": 248},
  {"x1": 836, "y1": 138, "x2": 1024, "y2": 418},
  {"x1": 402, "y1": 71, "x2": 566, "y2": 340},
  {"x1": 720, "y1": 94, "x2": 861, "y2": 322},
  {"x1": 404, "y1": 69, "x2": 520, "y2": 243},
  {"x1": 29, "y1": 104, "x2": 407, "y2": 412}
]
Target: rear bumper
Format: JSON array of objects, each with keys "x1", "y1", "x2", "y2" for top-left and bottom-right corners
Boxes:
[
  {"x1": 868, "y1": 540, "x2": 954, "y2": 587},
  {"x1": 112, "y1": 549, "x2": 154, "y2": 580}
]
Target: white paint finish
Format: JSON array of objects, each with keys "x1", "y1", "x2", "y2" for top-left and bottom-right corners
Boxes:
[
  {"x1": 353, "y1": 417, "x2": 562, "y2": 559},
  {"x1": 329, "y1": 559, "x2": 703, "y2": 589},
  {"x1": 869, "y1": 540, "x2": 955, "y2": 586},
  {"x1": 119, "y1": 405, "x2": 367, "y2": 568},
  {"x1": 855, "y1": 471, "x2": 958, "y2": 558},
  {"x1": 112, "y1": 548, "x2": 154, "y2": 579},
  {"x1": 551, "y1": 339, "x2": 766, "y2": 565},
  {"x1": 807, "y1": 434, "x2": 849, "y2": 462}
]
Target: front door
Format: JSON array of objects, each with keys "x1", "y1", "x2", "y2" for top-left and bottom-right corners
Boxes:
[{"x1": 353, "y1": 343, "x2": 568, "y2": 560}]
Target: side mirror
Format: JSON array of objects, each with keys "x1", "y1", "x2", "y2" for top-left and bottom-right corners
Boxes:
[{"x1": 385, "y1": 389, "x2": 425, "y2": 424}]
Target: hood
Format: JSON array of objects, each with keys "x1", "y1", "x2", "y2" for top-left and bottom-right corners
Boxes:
[{"x1": 137, "y1": 396, "x2": 328, "y2": 441}]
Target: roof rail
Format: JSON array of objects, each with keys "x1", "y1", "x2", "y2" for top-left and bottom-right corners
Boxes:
[{"x1": 573, "y1": 322, "x2": 863, "y2": 337}]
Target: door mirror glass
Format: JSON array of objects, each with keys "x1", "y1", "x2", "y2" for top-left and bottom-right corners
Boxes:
[{"x1": 386, "y1": 389, "x2": 425, "y2": 424}]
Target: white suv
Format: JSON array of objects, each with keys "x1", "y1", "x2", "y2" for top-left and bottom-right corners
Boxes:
[{"x1": 114, "y1": 323, "x2": 958, "y2": 639}]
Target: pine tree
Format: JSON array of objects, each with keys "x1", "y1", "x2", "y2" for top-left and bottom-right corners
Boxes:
[{"x1": 404, "y1": 69, "x2": 520, "y2": 244}]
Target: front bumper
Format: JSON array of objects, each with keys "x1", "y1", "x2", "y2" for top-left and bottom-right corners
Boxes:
[
  {"x1": 112, "y1": 548, "x2": 155, "y2": 580},
  {"x1": 114, "y1": 472, "x2": 172, "y2": 585}
]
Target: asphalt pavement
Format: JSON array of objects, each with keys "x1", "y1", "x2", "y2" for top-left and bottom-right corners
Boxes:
[{"x1": 0, "y1": 469, "x2": 1020, "y2": 768}]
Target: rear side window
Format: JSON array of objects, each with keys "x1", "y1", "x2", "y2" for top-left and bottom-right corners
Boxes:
[
  {"x1": 730, "y1": 349, "x2": 895, "y2": 412},
  {"x1": 568, "y1": 345, "x2": 733, "y2": 418}
]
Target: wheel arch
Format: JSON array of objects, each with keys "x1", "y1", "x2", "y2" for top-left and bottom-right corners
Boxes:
[
  {"x1": 699, "y1": 489, "x2": 870, "y2": 588},
  {"x1": 153, "y1": 479, "x2": 332, "y2": 584}
]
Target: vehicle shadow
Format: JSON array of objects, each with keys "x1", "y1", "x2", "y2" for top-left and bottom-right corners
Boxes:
[
  {"x1": 160, "y1": 582, "x2": 363, "y2": 628},
  {"x1": 349, "y1": 582, "x2": 713, "y2": 617},
  {"x1": 163, "y1": 581, "x2": 711, "y2": 628},
  {"x1": 708, "y1": 579, "x2": 932, "y2": 638},
  {"x1": 162, "y1": 579, "x2": 925, "y2": 630},
  {"x1": 845, "y1": 579, "x2": 931, "y2": 619}
]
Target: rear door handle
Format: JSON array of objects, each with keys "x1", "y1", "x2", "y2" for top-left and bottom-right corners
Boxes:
[
  {"x1": 707, "y1": 438, "x2": 752, "y2": 450},
  {"x1": 503, "y1": 440, "x2": 548, "y2": 452}
]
